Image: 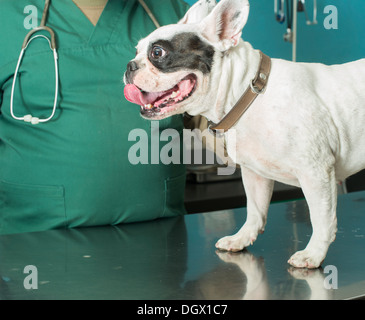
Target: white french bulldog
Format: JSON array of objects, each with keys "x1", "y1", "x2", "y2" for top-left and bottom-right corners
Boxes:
[{"x1": 124, "y1": 0, "x2": 365, "y2": 268}]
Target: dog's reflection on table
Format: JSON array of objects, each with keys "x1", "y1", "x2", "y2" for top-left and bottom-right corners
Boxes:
[{"x1": 180, "y1": 250, "x2": 333, "y2": 300}]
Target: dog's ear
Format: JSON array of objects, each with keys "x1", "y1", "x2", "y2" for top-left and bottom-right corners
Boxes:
[
  {"x1": 178, "y1": 0, "x2": 217, "y2": 25},
  {"x1": 199, "y1": 0, "x2": 250, "y2": 51}
]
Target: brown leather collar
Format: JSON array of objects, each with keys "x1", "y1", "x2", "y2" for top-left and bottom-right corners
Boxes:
[{"x1": 209, "y1": 51, "x2": 271, "y2": 135}]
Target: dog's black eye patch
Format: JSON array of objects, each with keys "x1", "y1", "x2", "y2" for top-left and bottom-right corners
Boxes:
[{"x1": 148, "y1": 33, "x2": 215, "y2": 74}]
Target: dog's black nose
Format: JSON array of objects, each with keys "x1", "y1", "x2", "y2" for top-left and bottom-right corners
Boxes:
[{"x1": 127, "y1": 61, "x2": 139, "y2": 72}]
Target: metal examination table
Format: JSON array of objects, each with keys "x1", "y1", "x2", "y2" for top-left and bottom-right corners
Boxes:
[{"x1": 0, "y1": 191, "x2": 364, "y2": 300}]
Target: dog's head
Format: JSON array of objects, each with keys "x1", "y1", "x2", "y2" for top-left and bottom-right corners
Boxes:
[{"x1": 123, "y1": 0, "x2": 250, "y2": 120}]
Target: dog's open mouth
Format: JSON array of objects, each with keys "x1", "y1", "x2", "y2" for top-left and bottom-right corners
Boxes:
[{"x1": 124, "y1": 74, "x2": 197, "y2": 117}]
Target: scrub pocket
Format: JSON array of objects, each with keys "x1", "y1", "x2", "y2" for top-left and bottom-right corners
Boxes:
[
  {"x1": 162, "y1": 174, "x2": 186, "y2": 218},
  {"x1": 0, "y1": 180, "x2": 67, "y2": 234}
]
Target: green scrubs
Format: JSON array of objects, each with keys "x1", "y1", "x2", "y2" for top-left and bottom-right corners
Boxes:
[{"x1": 0, "y1": 0, "x2": 189, "y2": 234}]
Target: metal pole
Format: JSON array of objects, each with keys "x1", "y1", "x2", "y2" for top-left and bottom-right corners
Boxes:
[{"x1": 292, "y1": 0, "x2": 297, "y2": 62}]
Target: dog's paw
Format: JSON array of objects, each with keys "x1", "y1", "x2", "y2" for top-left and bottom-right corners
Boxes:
[
  {"x1": 288, "y1": 250, "x2": 324, "y2": 269},
  {"x1": 215, "y1": 230, "x2": 257, "y2": 252}
]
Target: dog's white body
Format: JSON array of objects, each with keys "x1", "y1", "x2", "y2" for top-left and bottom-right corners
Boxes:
[
  {"x1": 124, "y1": 0, "x2": 365, "y2": 268},
  {"x1": 215, "y1": 41, "x2": 365, "y2": 268}
]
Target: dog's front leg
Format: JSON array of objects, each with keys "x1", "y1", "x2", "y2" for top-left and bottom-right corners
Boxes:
[
  {"x1": 288, "y1": 166, "x2": 338, "y2": 269},
  {"x1": 216, "y1": 167, "x2": 274, "y2": 251}
]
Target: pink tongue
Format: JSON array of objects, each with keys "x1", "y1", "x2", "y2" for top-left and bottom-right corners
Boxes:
[
  {"x1": 124, "y1": 84, "x2": 145, "y2": 106},
  {"x1": 124, "y1": 84, "x2": 161, "y2": 106},
  {"x1": 124, "y1": 78, "x2": 194, "y2": 106}
]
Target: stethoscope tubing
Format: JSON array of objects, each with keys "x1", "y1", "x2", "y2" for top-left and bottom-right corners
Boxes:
[{"x1": 10, "y1": 34, "x2": 59, "y2": 125}]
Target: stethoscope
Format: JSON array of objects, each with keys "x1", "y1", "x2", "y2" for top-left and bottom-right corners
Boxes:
[
  {"x1": 275, "y1": 0, "x2": 317, "y2": 25},
  {"x1": 10, "y1": 0, "x2": 159, "y2": 125},
  {"x1": 10, "y1": 0, "x2": 58, "y2": 125},
  {"x1": 298, "y1": 0, "x2": 317, "y2": 25},
  {"x1": 274, "y1": 0, "x2": 285, "y2": 23},
  {"x1": 274, "y1": 0, "x2": 317, "y2": 62}
]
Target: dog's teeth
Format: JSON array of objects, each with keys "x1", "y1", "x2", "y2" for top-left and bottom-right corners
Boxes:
[
  {"x1": 170, "y1": 91, "x2": 179, "y2": 98},
  {"x1": 144, "y1": 104, "x2": 153, "y2": 109}
]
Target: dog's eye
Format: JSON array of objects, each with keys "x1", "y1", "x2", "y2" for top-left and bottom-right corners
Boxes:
[{"x1": 151, "y1": 46, "x2": 166, "y2": 59}]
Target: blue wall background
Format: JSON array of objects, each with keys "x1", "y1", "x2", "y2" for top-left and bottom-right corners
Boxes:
[{"x1": 184, "y1": 0, "x2": 365, "y2": 64}]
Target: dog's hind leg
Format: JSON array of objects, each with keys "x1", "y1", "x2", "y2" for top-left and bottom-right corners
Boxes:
[
  {"x1": 288, "y1": 165, "x2": 338, "y2": 269},
  {"x1": 215, "y1": 167, "x2": 274, "y2": 252}
]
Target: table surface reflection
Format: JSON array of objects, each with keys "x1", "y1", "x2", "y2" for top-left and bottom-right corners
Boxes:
[{"x1": 1, "y1": 191, "x2": 365, "y2": 300}]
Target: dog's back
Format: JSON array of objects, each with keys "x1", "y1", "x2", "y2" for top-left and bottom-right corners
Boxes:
[{"x1": 256, "y1": 57, "x2": 365, "y2": 182}]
